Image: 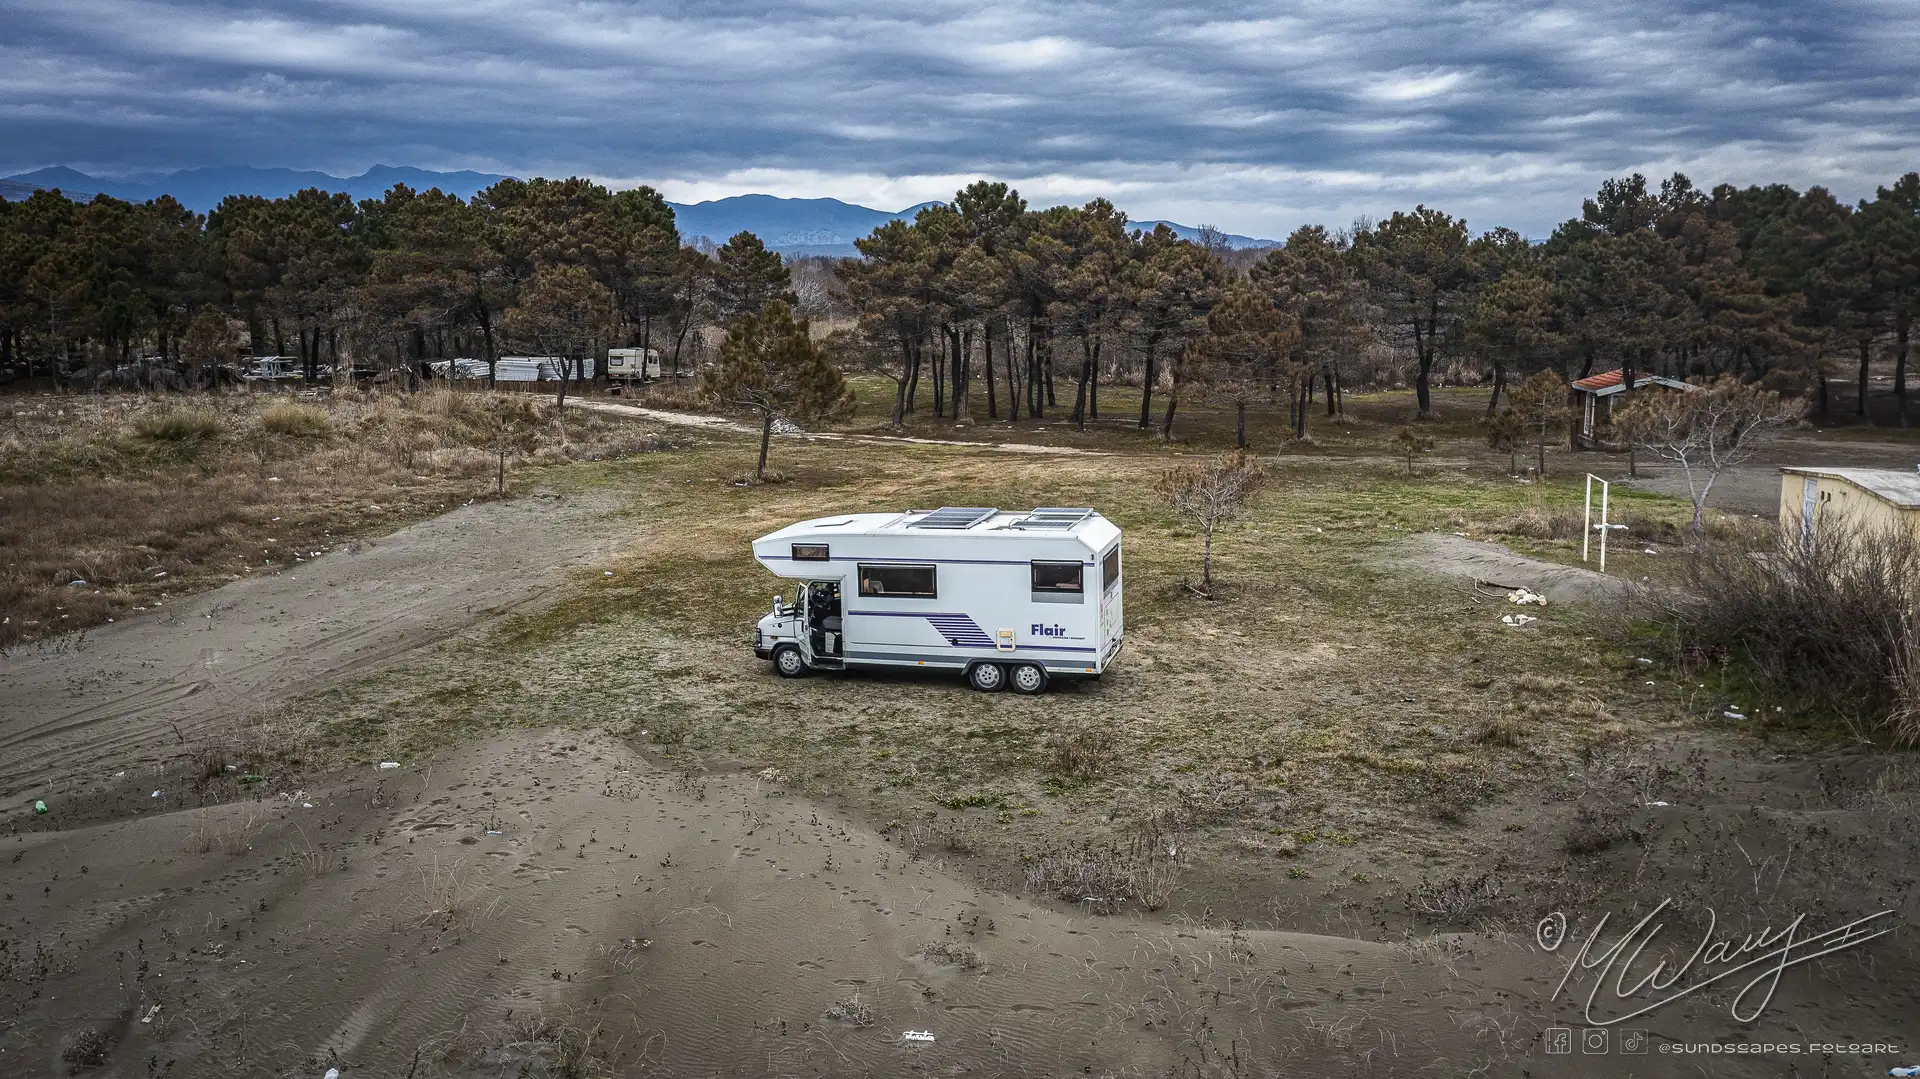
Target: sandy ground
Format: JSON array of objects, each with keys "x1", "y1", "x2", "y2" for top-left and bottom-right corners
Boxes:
[
  {"x1": 0, "y1": 491, "x2": 622, "y2": 804},
  {"x1": 15, "y1": 727, "x2": 1912, "y2": 1078},
  {"x1": 1386, "y1": 532, "x2": 1631, "y2": 604}
]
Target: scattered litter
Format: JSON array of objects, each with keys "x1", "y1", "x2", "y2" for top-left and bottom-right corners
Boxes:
[
  {"x1": 225, "y1": 764, "x2": 238, "y2": 772},
  {"x1": 1889, "y1": 1068, "x2": 1919, "y2": 1078},
  {"x1": 324, "y1": 1069, "x2": 341, "y2": 1079},
  {"x1": 302, "y1": 802, "x2": 315, "y2": 809},
  {"x1": 150, "y1": 790, "x2": 162, "y2": 798},
  {"x1": 900, "y1": 1030, "x2": 936, "y2": 1044},
  {"x1": 1500, "y1": 614, "x2": 1538, "y2": 628},
  {"x1": 1506, "y1": 588, "x2": 1547, "y2": 606},
  {"x1": 486, "y1": 830, "x2": 502, "y2": 836},
  {"x1": 1723, "y1": 711, "x2": 1747, "y2": 720},
  {"x1": 604, "y1": 571, "x2": 615, "y2": 577},
  {"x1": 1636, "y1": 657, "x2": 1654, "y2": 665},
  {"x1": 1644, "y1": 801, "x2": 1670, "y2": 807},
  {"x1": 378, "y1": 761, "x2": 400, "y2": 770},
  {"x1": 113, "y1": 771, "x2": 125, "y2": 777},
  {"x1": 70, "y1": 579, "x2": 87, "y2": 586},
  {"x1": 152, "y1": 570, "x2": 167, "y2": 578},
  {"x1": 33, "y1": 800, "x2": 47, "y2": 815},
  {"x1": 1643, "y1": 548, "x2": 1657, "y2": 555},
  {"x1": 267, "y1": 476, "x2": 282, "y2": 483},
  {"x1": 1645, "y1": 680, "x2": 1655, "y2": 685},
  {"x1": 141, "y1": 1004, "x2": 161, "y2": 1024}
]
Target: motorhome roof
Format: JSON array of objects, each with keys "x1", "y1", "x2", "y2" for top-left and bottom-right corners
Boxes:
[{"x1": 757, "y1": 507, "x2": 1112, "y2": 543}]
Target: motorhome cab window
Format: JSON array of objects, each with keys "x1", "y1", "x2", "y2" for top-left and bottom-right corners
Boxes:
[
  {"x1": 1102, "y1": 546, "x2": 1121, "y2": 593},
  {"x1": 791, "y1": 544, "x2": 830, "y2": 561},
  {"x1": 1031, "y1": 561, "x2": 1083, "y2": 603},
  {"x1": 858, "y1": 564, "x2": 937, "y2": 598}
]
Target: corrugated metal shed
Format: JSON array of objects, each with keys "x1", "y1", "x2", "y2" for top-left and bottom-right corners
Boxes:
[{"x1": 1781, "y1": 467, "x2": 1920, "y2": 509}]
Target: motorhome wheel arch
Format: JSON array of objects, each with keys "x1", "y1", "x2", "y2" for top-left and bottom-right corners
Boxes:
[{"x1": 750, "y1": 507, "x2": 1123, "y2": 694}]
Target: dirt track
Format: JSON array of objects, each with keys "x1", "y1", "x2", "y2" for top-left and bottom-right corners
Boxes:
[{"x1": 0, "y1": 490, "x2": 621, "y2": 803}]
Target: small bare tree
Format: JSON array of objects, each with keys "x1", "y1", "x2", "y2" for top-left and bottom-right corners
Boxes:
[
  {"x1": 1615, "y1": 376, "x2": 1804, "y2": 533},
  {"x1": 1157, "y1": 451, "x2": 1265, "y2": 596},
  {"x1": 1393, "y1": 426, "x2": 1434, "y2": 475},
  {"x1": 1506, "y1": 370, "x2": 1569, "y2": 477},
  {"x1": 475, "y1": 395, "x2": 543, "y2": 495}
]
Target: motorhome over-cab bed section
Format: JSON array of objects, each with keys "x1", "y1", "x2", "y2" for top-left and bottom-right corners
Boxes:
[{"x1": 750, "y1": 507, "x2": 1123, "y2": 693}]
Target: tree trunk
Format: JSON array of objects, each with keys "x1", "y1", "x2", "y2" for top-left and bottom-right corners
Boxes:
[
  {"x1": 1161, "y1": 389, "x2": 1178, "y2": 440},
  {"x1": 497, "y1": 449, "x2": 506, "y2": 495},
  {"x1": 480, "y1": 307, "x2": 497, "y2": 387},
  {"x1": 1089, "y1": 339, "x2": 1100, "y2": 421},
  {"x1": 932, "y1": 334, "x2": 946, "y2": 418},
  {"x1": 554, "y1": 357, "x2": 572, "y2": 411},
  {"x1": 1897, "y1": 314, "x2": 1910, "y2": 428},
  {"x1": 1485, "y1": 359, "x2": 1505, "y2": 418},
  {"x1": 757, "y1": 411, "x2": 773, "y2": 478},
  {"x1": 1138, "y1": 338, "x2": 1157, "y2": 429},
  {"x1": 1070, "y1": 338, "x2": 1091, "y2": 430},
  {"x1": 984, "y1": 324, "x2": 998, "y2": 420},
  {"x1": 905, "y1": 341, "x2": 921, "y2": 414},
  {"x1": 1235, "y1": 400, "x2": 1247, "y2": 448},
  {"x1": 1413, "y1": 302, "x2": 1435, "y2": 416},
  {"x1": 1201, "y1": 522, "x2": 1214, "y2": 587},
  {"x1": 1858, "y1": 338, "x2": 1871, "y2": 418},
  {"x1": 952, "y1": 326, "x2": 972, "y2": 425}
]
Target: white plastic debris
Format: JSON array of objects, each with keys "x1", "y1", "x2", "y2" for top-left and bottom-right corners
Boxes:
[
  {"x1": 141, "y1": 1004, "x2": 161, "y2": 1023},
  {"x1": 1723, "y1": 711, "x2": 1747, "y2": 720},
  {"x1": 1507, "y1": 588, "x2": 1548, "y2": 606},
  {"x1": 1888, "y1": 1067, "x2": 1919, "y2": 1078},
  {"x1": 150, "y1": 790, "x2": 162, "y2": 798},
  {"x1": 1500, "y1": 614, "x2": 1538, "y2": 628},
  {"x1": 603, "y1": 571, "x2": 615, "y2": 577},
  {"x1": 302, "y1": 802, "x2": 314, "y2": 809},
  {"x1": 1636, "y1": 658, "x2": 1654, "y2": 665},
  {"x1": 486, "y1": 830, "x2": 502, "y2": 836},
  {"x1": 324, "y1": 1069, "x2": 341, "y2": 1079},
  {"x1": 1644, "y1": 801, "x2": 1670, "y2": 807},
  {"x1": 378, "y1": 761, "x2": 400, "y2": 770},
  {"x1": 901, "y1": 1030, "x2": 936, "y2": 1043}
]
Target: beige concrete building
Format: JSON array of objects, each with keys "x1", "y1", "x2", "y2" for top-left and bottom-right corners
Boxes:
[{"x1": 1779, "y1": 466, "x2": 1920, "y2": 541}]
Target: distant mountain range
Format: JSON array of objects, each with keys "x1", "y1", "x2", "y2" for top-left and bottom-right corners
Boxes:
[{"x1": 1, "y1": 165, "x2": 1276, "y2": 254}]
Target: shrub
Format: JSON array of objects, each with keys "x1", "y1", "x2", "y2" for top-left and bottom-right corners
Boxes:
[
  {"x1": 1044, "y1": 725, "x2": 1116, "y2": 782},
  {"x1": 133, "y1": 407, "x2": 222, "y2": 442},
  {"x1": 1651, "y1": 522, "x2": 1920, "y2": 745},
  {"x1": 260, "y1": 401, "x2": 332, "y2": 437}
]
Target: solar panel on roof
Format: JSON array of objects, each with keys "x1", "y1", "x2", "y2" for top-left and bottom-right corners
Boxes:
[
  {"x1": 1011, "y1": 507, "x2": 1094, "y2": 529},
  {"x1": 910, "y1": 506, "x2": 998, "y2": 529}
]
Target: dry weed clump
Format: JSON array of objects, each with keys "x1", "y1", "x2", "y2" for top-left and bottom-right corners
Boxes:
[
  {"x1": 1043, "y1": 724, "x2": 1117, "y2": 783},
  {"x1": 1023, "y1": 830, "x2": 1180, "y2": 914},
  {"x1": 132, "y1": 407, "x2": 222, "y2": 442},
  {"x1": 824, "y1": 993, "x2": 876, "y2": 1025},
  {"x1": 259, "y1": 401, "x2": 332, "y2": 438},
  {"x1": 918, "y1": 940, "x2": 986, "y2": 970},
  {"x1": 1652, "y1": 521, "x2": 1920, "y2": 744}
]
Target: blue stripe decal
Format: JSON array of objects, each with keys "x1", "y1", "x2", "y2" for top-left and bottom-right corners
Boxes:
[{"x1": 841, "y1": 609, "x2": 1097, "y2": 652}]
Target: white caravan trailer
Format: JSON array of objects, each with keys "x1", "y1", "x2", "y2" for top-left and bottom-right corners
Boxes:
[
  {"x1": 750, "y1": 507, "x2": 1123, "y2": 694},
  {"x1": 606, "y1": 347, "x2": 661, "y2": 381}
]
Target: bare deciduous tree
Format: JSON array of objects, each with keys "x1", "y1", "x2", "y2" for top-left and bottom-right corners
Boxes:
[
  {"x1": 1157, "y1": 451, "x2": 1265, "y2": 596},
  {"x1": 1615, "y1": 375, "x2": 1805, "y2": 533}
]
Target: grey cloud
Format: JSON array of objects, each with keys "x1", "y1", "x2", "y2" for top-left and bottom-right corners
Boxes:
[{"x1": 2, "y1": 0, "x2": 1914, "y2": 236}]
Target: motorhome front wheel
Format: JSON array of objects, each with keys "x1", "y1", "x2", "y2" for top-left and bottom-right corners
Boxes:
[
  {"x1": 773, "y1": 646, "x2": 807, "y2": 678},
  {"x1": 1009, "y1": 663, "x2": 1048, "y2": 695}
]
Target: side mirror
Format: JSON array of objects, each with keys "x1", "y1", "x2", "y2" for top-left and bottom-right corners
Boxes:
[{"x1": 772, "y1": 594, "x2": 783, "y2": 615}]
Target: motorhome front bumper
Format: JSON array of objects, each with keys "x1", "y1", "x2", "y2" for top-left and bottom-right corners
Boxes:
[{"x1": 752, "y1": 630, "x2": 771, "y2": 659}]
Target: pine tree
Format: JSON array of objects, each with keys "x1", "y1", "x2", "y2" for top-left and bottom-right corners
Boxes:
[{"x1": 700, "y1": 300, "x2": 853, "y2": 480}]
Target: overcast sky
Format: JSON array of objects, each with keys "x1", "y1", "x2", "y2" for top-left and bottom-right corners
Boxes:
[{"x1": 5, "y1": 0, "x2": 1915, "y2": 237}]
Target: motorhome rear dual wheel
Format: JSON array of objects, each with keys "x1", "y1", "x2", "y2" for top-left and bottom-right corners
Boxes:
[{"x1": 1008, "y1": 663, "x2": 1048, "y2": 695}]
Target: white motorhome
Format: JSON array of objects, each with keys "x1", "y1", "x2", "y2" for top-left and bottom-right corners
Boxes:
[
  {"x1": 750, "y1": 507, "x2": 1123, "y2": 694},
  {"x1": 606, "y1": 347, "x2": 661, "y2": 381}
]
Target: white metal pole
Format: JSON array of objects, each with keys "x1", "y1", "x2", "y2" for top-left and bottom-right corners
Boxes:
[
  {"x1": 1583, "y1": 474, "x2": 1593, "y2": 563},
  {"x1": 1599, "y1": 481, "x2": 1611, "y2": 574}
]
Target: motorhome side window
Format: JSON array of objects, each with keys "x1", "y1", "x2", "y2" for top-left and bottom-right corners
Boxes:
[
  {"x1": 791, "y1": 544, "x2": 830, "y2": 561},
  {"x1": 1102, "y1": 546, "x2": 1121, "y2": 593},
  {"x1": 1031, "y1": 561, "x2": 1083, "y2": 603},
  {"x1": 858, "y1": 564, "x2": 937, "y2": 598}
]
